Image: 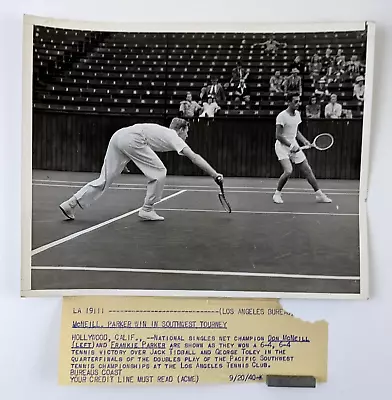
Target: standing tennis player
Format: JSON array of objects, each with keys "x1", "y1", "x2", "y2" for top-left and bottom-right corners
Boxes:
[
  {"x1": 59, "y1": 118, "x2": 223, "y2": 221},
  {"x1": 273, "y1": 93, "x2": 332, "y2": 204}
]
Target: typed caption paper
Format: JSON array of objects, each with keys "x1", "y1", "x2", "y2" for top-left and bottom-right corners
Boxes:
[{"x1": 59, "y1": 296, "x2": 328, "y2": 385}]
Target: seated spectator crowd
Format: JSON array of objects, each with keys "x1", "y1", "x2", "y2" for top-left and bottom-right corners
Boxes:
[
  {"x1": 269, "y1": 47, "x2": 365, "y2": 119},
  {"x1": 179, "y1": 64, "x2": 251, "y2": 119},
  {"x1": 178, "y1": 43, "x2": 366, "y2": 120}
]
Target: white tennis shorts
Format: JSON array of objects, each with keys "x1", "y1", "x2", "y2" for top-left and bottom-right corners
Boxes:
[{"x1": 275, "y1": 140, "x2": 306, "y2": 164}]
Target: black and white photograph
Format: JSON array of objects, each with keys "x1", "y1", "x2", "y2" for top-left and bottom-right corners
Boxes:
[{"x1": 21, "y1": 15, "x2": 375, "y2": 299}]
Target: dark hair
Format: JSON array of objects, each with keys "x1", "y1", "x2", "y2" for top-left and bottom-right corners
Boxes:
[{"x1": 288, "y1": 93, "x2": 300, "y2": 102}]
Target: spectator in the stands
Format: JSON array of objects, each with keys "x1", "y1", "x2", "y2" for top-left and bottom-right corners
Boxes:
[
  {"x1": 201, "y1": 76, "x2": 226, "y2": 105},
  {"x1": 269, "y1": 70, "x2": 284, "y2": 93},
  {"x1": 308, "y1": 54, "x2": 323, "y2": 85},
  {"x1": 251, "y1": 34, "x2": 287, "y2": 54},
  {"x1": 314, "y1": 78, "x2": 330, "y2": 106},
  {"x1": 230, "y1": 61, "x2": 249, "y2": 85},
  {"x1": 233, "y1": 79, "x2": 251, "y2": 109},
  {"x1": 283, "y1": 68, "x2": 302, "y2": 96},
  {"x1": 199, "y1": 95, "x2": 221, "y2": 118},
  {"x1": 324, "y1": 94, "x2": 342, "y2": 119},
  {"x1": 335, "y1": 49, "x2": 346, "y2": 68},
  {"x1": 346, "y1": 54, "x2": 362, "y2": 80},
  {"x1": 199, "y1": 82, "x2": 208, "y2": 100},
  {"x1": 179, "y1": 92, "x2": 202, "y2": 118},
  {"x1": 324, "y1": 60, "x2": 342, "y2": 84},
  {"x1": 322, "y1": 48, "x2": 335, "y2": 72},
  {"x1": 353, "y1": 75, "x2": 365, "y2": 101},
  {"x1": 306, "y1": 96, "x2": 321, "y2": 119},
  {"x1": 325, "y1": 47, "x2": 335, "y2": 60},
  {"x1": 290, "y1": 55, "x2": 305, "y2": 76}
]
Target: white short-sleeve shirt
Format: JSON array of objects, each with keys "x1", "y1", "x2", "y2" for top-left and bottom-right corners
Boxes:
[
  {"x1": 276, "y1": 110, "x2": 301, "y2": 143},
  {"x1": 127, "y1": 123, "x2": 189, "y2": 155}
]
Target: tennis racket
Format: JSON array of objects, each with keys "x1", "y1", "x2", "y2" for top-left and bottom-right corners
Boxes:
[
  {"x1": 300, "y1": 133, "x2": 334, "y2": 151},
  {"x1": 215, "y1": 176, "x2": 232, "y2": 213}
]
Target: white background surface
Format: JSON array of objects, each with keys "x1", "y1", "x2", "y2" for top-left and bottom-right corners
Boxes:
[{"x1": 1, "y1": 0, "x2": 391, "y2": 398}]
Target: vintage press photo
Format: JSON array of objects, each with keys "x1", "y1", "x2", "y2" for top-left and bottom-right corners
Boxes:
[{"x1": 21, "y1": 15, "x2": 375, "y2": 299}]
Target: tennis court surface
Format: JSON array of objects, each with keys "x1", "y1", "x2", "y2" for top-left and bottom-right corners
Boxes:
[{"x1": 30, "y1": 170, "x2": 361, "y2": 296}]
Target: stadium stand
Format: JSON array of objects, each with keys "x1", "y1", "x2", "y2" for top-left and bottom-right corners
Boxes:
[{"x1": 33, "y1": 26, "x2": 367, "y2": 118}]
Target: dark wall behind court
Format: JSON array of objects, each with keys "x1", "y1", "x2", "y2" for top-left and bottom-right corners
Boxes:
[{"x1": 32, "y1": 111, "x2": 363, "y2": 180}]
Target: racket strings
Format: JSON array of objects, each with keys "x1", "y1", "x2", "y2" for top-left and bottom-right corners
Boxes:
[{"x1": 314, "y1": 134, "x2": 333, "y2": 150}]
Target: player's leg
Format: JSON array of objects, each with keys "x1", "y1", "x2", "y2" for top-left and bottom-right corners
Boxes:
[
  {"x1": 297, "y1": 158, "x2": 332, "y2": 203},
  {"x1": 59, "y1": 134, "x2": 129, "y2": 220},
  {"x1": 273, "y1": 159, "x2": 293, "y2": 204},
  {"x1": 120, "y1": 134, "x2": 167, "y2": 221},
  {"x1": 273, "y1": 142, "x2": 293, "y2": 204}
]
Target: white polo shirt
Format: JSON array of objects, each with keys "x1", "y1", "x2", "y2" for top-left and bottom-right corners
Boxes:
[
  {"x1": 126, "y1": 123, "x2": 189, "y2": 155},
  {"x1": 276, "y1": 109, "x2": 301, "y2": 144}
]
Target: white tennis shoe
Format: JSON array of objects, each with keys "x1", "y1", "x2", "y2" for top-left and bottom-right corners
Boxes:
[
  {"x1": 59, "y1": 197, "x2": 78, "y2": 220},
  {"x1": 273, "y1": 192, "x2": 284, "y2": 204},
  {"x1": 316, "y1": 193, "x2": 332, "y2": 203},
  {"x1": 138, "y1": 209, "x2": 164, "y2": 221}
]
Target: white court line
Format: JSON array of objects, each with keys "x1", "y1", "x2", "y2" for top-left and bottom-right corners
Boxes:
[
  {"x1": 171, "y1": 189, "x2": 358, "y2": 196},
  {"x1": 33, "y1": 183, "x2": 148, "y2": 191},
  {"x1": 31, "y1": 189, "x2": 187, "y2": 256},
  {"x1": 155, "y1": 208, "x2": 359, "y2": 217},
  {"x1": 32, "y1": 182, "x2": 359, "y2": 196},
  {"x1": 32, "y1": 179, "x2": 359, "y2": 192},
  {"x1": 31, "y1": 265, "x2": 360, "y2": 281}
]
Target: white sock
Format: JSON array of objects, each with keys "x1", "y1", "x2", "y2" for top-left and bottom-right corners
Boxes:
[
  {"x1": 315, "y1": 189, "x2": 322, "y2": 195},
  {"x1": 275, "y1": 190, "x2": 281, "y2": 195}
]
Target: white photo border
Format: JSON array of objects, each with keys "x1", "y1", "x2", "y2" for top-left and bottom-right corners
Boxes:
[{"x1": 21, "y1": 14, "x2": 376, "y2": 300}]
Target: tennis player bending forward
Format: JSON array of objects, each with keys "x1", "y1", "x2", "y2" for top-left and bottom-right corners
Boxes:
[
  {"x1": 59, "y1": 118, "x2": 223, "y2": 221},
  {"x1": 273, "y1": 93, "x2": 332, "y2": 204}
]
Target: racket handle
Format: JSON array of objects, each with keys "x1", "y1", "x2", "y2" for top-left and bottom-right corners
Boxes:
[
  {"x1": 215, "y1": 175, "x2": 223, "y2": 185},
  {"x1": 300, "y1": 144, "x2": 312, "y2": 150}
]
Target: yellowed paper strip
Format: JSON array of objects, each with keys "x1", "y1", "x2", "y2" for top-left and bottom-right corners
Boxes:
[{"x1": 59, "y1": 296, "x2": 328, "y2": 386}]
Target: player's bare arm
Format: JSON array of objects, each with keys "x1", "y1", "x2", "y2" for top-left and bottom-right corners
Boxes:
[
  {"x1": 252, "y1": 40, "x2": 268, "y2": 48},
  {"x1": 181, "y1": 147, "x2": 222, "y2": 180},
  {"x1": 296, "y1": 130, "x2": 311, "y2": 146}
]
